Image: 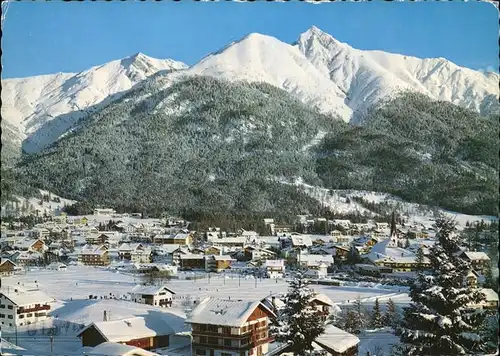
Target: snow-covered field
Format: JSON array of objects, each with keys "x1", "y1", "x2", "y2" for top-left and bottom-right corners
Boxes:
[{"x1": 1, "y1": 266, "x2": 411, "y2": 355}]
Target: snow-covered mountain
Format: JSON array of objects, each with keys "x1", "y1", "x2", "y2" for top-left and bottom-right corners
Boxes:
[
  {"x1": 187, "y1": 33, "x2": 353, "y2": 120},
  {"x1": 1, "y1": 53, "x2": 187, "y2": 153},
  {"x1": 296, "y1": 26, "x2": 499, "y2": 123},
  {"x1": 2, "y1": 27, "x2": 498, "y2": 156}
]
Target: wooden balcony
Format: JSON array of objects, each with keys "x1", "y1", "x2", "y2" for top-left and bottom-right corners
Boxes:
[
  {"x1": 17, "y1": 304, "x2": 50, "y2": 314},
  {"x1": 192, "y1": 336, "x2": 274, "y2": 351}
]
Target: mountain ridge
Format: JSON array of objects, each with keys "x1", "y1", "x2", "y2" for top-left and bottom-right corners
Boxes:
[{"x1": 2, "y1": 27, "x2": 498, "y2": 163}]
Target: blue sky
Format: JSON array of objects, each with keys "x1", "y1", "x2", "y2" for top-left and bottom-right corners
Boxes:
[{"x1": 2, "y1": 1, "x2": 498, "y2": 79}]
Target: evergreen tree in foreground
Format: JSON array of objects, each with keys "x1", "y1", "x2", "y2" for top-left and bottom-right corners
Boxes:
[
  {"x1": 383, "y1": 298, "x2": 398, "y2": 328},
  {"x1": 271, "y1": 272, "x2": 326, "y2": 355},
  {"x1": 397, "y1": 217, "x2": 487, "y2": 355},
  {"x1": 371, "y1": 298, "x2": 383, "y2": 329}
]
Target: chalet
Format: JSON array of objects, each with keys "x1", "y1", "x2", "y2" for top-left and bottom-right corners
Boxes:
[
  {"x1": 332, "y1": 245, "x2": 350, "y2": 262},
  {"x1": 15, "y1": 251, "x2": 43, "y2": 267},
  {"x1": 0, "y1": 289, "x2": 55, "y2": 327},
  {"x1": 464, "y1": 269, "x2": 482, "y2": 288},
  {"x1": 298, "y1": 254, "x2": 334, "y2": 268},
  {"x1": 204, "y1": 246, "x2": 222, "y2": 256},
  {"x1": 291, "y1": 235, "x2": 313, "y2": 249},
  {"x1": 187, "y1": 297, "x2": 276, "y2": 356},
  {"x1": 129, "y1": 285, "x2": 175, "y2": 308},
  {"x1": 0, "y1": 259, "x2": 18, "y2": 276},
  {"x1": 459, "y1": 251, "x2": 491, "y2": 274},
  {"x1": 93, "y1": 208, "x2": 116, "y2": 215},
  {"x1": 77, "y1": 314, "x2": 186, "y2": 350},
  {"x1": 153, "y1": 233, "x2": 192, "y2": 245},
  {"x1": 86, "y1": 233, "x2": 111, "y2": 245},
  {"x1": 468, "y1": 288, "x2": 499, "y2": 310},
  {"x1": 265, "y1": 260, "x2": 285, "y2": 279},
  {"x1": 79, "y1": 245, "x2": 110, "y2": 266},
  {"x1": 335, "y1": 235, "x2": 352, "y2": 246},
  {"x1": 330, "y1": 230, "x2": 343, "y2": 238},
  {"x1": 365, "y1": 239, "x2": 431, "y2": 272},
  {"x1": 118, "y1": 243, "x2": 152, "y2": 263},
  {"x1": 238, "y1": 246, "x2": 276, "y2": 262},
  {"x1": 47, "y1": 262, "x2": 67, "y2": 271},
  {"x1": 313, "y1": 324, "x2": 360, "y2": 356},
  {"x1": 179, "y1": 254, "x2": 205, "y2": 270},
  {"x1": 31, "y1": 228, "x2": 50, "y2": 240},
  {"x1": 332, "y1": 220, "x2": 352, "y2": 229},
  {"x1": 305, "y1": 263, "x2": 329, "y2": 279},
  {"x1": 172, "y1": 246, "x2": 191, "y2": 265},
  {"x1": 212, "y1": 237, "x2": 246, "y2": 248},
  {"x1": 13, "y1": 239, "x2": 47, "y2": 253},
  {"x1": 205, "y1": 255, "x2": 234, "y2": 272},
  {"x1": 83, "y1": 342, "x2": 159, "y2": 356},
  {"x1": 309, "y1": 293, "x2": 334, "y2": 320}
]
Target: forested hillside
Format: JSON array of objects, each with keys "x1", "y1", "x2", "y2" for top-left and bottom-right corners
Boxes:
[
  {"x1": 316, "y1": 92, "x2": 498, "y2": 215},
  {"x1": 19, "y1": 75, "x2": 338, "y2": 216},
  {"x1": 10, "y1": 77, "x2": 499, "y2": 217}
]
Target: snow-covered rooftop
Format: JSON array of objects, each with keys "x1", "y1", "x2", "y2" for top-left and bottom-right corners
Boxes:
[
  {"x1": 187, "y1": 297, "x2": 274, "y2": 327},
  {"x1": 1, "y1": 289, "x2": 55, "y2": 307},
  {"x1": 85, "y1": 342, "x2": 160, "y2": 356},
  {"x1": 78, "y1": 314, "x2": 187, "y2": 342},
  {"x1": 463, "y1": 252, "x2": 490, "y2": 261},
  {"x1": 129, "y1": 285, "x2": 176, "y2": 296},
  {"x1": 314, "y1": 324, "x2": 360, "y2": 353}
]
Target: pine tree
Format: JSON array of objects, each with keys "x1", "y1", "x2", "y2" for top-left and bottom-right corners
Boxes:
[
  {"x1": 371, "y1": 298, "x2": 383, "y2": 329},
  {"x1": 483, "y1": 263, "x2": 498, "y2": 291},
  {"x1": 415, "y1": 246, "x2": 425, "y2": 273},
  {"x1": 271, "y1": 272, "x2": 326, "y2": 355},
  {"x1": 343, "y1": 309, "x2": 360, "y2": 334},
  {"x1": 397, "y1": 217, "x2": 487, "y2": 355},
  {"x1": 383, "y1": 298, "x2": 398, "y2": 328}
]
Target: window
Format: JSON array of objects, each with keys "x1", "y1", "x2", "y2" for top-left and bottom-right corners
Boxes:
[
  {"x1": 0, "y1": 314, "x2": 4, "y2": 318},
  {"x1": 7, "y1": 305, "x2": 13, "y2": 309},
  {"x1": 27, "y1": 313, "x2": 33, "y2": 317},
  {"x1": 195, "y1": 349, "x2": 205, "y2": 356},
  {"x1": 8, "y1": 315, "x2": 13, "y2": 319},
  {"x1": 224, "y1": 339, "x2": 231, "y2": 346},
  {"x1": 19, "y1": 315, "x2": 24, "y2": 319},
  {"x1": 0, "y1": 305, "x2": 5, "y2": 309},
  {"x1": 221, "y1": 353, "x2": 232, "y2": 356}
]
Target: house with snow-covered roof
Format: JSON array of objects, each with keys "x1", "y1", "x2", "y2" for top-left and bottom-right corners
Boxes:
[
  {"x1": 79, "y1": 245, "x2": 110, "y2": 266},
  {"x1": 468, "y1": 288, "x2": 498, "y2": 310},
  {"x1": 0, "y1": 259, "x2": 19, "y2": 276},
  {"x1": 0, "y1": 289, "x2": 55, "y2": 327},
  {"x1": 187, "y1": 297, "x2": 276, "y2": 356},
  {"x1": 129, "y1": 285, "x2": 175, "y2": 308},
  {"x1": 458, "y1": 251, "x2": 491, "y2": 274},
  {"x1": 118, "y1": 243, "x2": 152, "y2": 263},
  {"x1": 77, "y1": 313, "x2": 187, "y2": 350},
  {"x1": 364, "y1": 238, "x2": 431, "y2": 272},
  {"x1": 265, "y1": 259, "x2": 285, "y2": 279},
  {"x1": 297, "y1": 253, "x2": 334, "y2": 268},
  {"x1": 205, "y1": 255, "x2": 234, "y2": 272},
  {"x1": 83, "y1": 342, "x2": 160, "y2": 356},
  {"x1": 313, "y1": 324, "x2": 360, "y2": 356}
]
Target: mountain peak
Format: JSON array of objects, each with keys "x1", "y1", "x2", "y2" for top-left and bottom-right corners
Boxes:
[{"x1": 298, "y1": 26, "x2": 346, "y2": 54}]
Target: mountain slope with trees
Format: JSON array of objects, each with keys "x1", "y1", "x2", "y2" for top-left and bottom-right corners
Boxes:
[
  {"x1": 18, "y1": 75, "x2": 338, "y2": 216},
  {"x1": 9, "y1": 77, "x2": 499, "y2": 218},
  {"x1": 315, "y1": 92, "x2": 498, "y2": 215}
]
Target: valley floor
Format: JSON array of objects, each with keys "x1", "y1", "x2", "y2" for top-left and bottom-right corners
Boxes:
[{"x1": 1, "y1": 266, "x2": 410, "y2": 355}]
